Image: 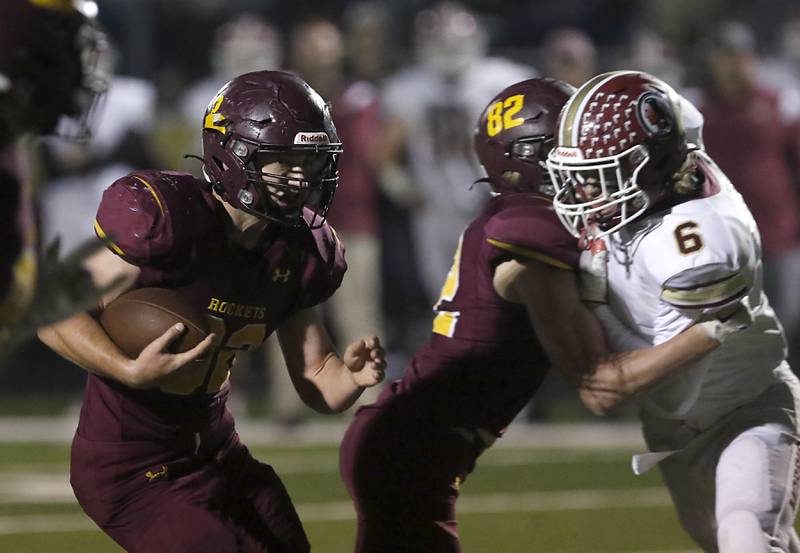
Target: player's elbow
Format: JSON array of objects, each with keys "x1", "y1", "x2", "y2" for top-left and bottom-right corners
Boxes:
[
  {"x1": 37, "y1": 324, "x2": 59, "y2": 349},
  {"x1": 292, "y1": 377, "x2": 347, "y2": 415}
]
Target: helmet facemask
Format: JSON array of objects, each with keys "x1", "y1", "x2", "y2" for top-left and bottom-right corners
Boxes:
[
  {"x1": 223, "y1": 135, "x2": 341, "y2": 229},
  {"x1": 548, "y1": 144, "x2": 650, "y2": 238},
  {"x1": 547, "y1": 71, "x2": 691, "y2": 239},
  {"x1": 507, "y1": 134, "x2": 557, "y2": 195}
]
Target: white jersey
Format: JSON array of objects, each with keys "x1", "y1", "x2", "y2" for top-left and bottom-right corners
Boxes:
[
  {"x1": 381, "y1": 57, "x2": 534, "y2": 298},
  {"x1": 381, "y1": 57, "x2": 534, "y2": 214},
  {"x1": 604, "y1": 152, "x2": 790, "y2": 429}
]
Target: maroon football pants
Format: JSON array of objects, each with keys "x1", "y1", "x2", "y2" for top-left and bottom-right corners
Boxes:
[
  {"x1": 339, "y1": 404, "x2": 478, "y2": 553},
  {"x1": 71, "y1": 432, "x2": 310, "y2": 553}
]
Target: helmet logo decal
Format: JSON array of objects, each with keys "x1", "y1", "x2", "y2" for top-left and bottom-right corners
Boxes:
[
  {"x1": 204, "y1": 95, "x2": 227, "y2": 134},
  {"x1": 486, "y1": 94, "x2": 524, "y2": 137},
  {"x1": 637, "y1": 92, "x2": 673, "y2": 137},
  {"x1": 294, "y1": 132, "x2": 329, "y2": 144}
]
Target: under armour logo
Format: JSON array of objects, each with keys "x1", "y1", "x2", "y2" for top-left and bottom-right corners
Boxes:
[
  {"x1": 145, "y1": 465, "x2": 169, "y2": 482},
  {"x1": 272, "y1": 268, "x2": 292, "y2": 283}
]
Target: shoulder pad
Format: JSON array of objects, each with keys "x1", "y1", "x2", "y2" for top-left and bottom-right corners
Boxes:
[
  {"x1": 484, "y1": 196, "x2": 579, "y2": 270},
  {"x1": 297, "y1": 220, "x2": 347, "y2": 308},
  {"x1": 646, "y1": 207, "x2": 757, "y2": 311},
  {"x1": 95, "y1": 170, "x2": 212, "y2": 267}
]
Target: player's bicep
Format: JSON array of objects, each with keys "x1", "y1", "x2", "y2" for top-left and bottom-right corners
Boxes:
[
  {"x1": 84, "y1": 247, "x2": 140, "y2": 310},
  {"x1": 509, "y1": 260, "x2": 606, "y2": 382}
]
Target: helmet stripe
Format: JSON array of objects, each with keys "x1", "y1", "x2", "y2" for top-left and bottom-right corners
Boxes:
[{"x1": 559, "y1": 73, "x2": 611, "y2": 147}]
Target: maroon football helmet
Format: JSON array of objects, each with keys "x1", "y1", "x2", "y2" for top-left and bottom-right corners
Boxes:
[
  {"x1": 547, "y1": 71, "x2": 690, "y2": 238},
  {"x1": 201, "y1": 70, "x2": 342, "y2": 228},
  {"x1": 474, "y1": 78, "x2": 575, "y2": 196},
  {"x1": 0, "y1": 0, "x2": 110, "y2": 143}
]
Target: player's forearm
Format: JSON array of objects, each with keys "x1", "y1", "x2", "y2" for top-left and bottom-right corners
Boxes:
[
  {"x1": 38, "y1": 312, "x2": 135, "y2": 384},
  {"x1": 548, "y1": 303, "x2": 608, "y2": 384},
  {"x1": 585, "y1": 325, "x2": 717, "y2": 413},
  {"x1": 298, "y1": 353, "x2": 363, "y2": 414}
]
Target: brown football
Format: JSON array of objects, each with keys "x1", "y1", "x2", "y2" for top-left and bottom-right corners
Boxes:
[{"x1": 99, "y1": 287, "x2": 209, "y2": 358}]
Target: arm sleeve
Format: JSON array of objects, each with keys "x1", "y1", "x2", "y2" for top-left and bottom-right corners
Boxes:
[{"x1": 647, "y1": 211, "x2": 757, "y2": 344}]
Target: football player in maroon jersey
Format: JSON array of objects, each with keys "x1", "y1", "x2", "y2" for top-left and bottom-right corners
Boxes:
[
  {"x1": 38, "y1": 70, "x2": 386, "y2": 552},
  {"x1": 0, "y1": 0, "x2": 110, "y2": 355},
  {"x1": 338, "y1": 77, "x2": 741, "y2": 552}
]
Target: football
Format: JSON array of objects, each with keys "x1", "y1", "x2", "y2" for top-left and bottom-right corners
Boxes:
[{"x1": 99, "y1": 287, "x2": 209, "y2": 358}]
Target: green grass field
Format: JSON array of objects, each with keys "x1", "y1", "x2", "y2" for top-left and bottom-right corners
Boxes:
[{"x1": 0, "y1": 441, "x2": 705, "y2": 553}]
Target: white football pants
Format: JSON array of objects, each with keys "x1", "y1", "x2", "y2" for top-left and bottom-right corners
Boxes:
[{"x1": 659, "y1": 423, "x2": 800, "y2": 553}]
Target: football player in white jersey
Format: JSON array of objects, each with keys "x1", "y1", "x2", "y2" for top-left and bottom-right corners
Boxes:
[{"x1": 548, "y1": 70, "x2": 800, "y2": 553}]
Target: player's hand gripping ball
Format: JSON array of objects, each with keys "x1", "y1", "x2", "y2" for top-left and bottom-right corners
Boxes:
[{"x1": 100, "y1": 288, "x2": 215, "y2": 392}]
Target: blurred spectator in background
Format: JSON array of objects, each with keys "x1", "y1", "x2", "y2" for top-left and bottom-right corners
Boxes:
[
  {"x1": 377, "y1": 1, "x2": 533, "y2": 321},
  {"x1": 41, "y1": 72, "x2": 158, "y2": 254},
  {"x1": 759, "y1": 9, "x2": 800, "y2": 120},
  {"x1": 168, "y1": 13, "x2": 283, "y2": 174},
  {"x1": 688, "y1": 20, "x2": 800, "y2": 371},
  {"x1": 343, "y1": 2, "x2": 393, "y2": 84},
  {"x1": 538, "y1": 27, "x2": 596, "y2": 87},
  {"x1": 180, "y1": 13, "x2": 283, "y2": 123},
  {"x1": 619, "y1": 28, "x2": 685, "y2": 89}
]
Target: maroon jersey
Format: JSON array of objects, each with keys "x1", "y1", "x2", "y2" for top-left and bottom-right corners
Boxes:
[
  {"x1": 85, "y1": 169, "x2": 346, "y2": 439},
  {"x1": 378, "y1": 193, "x2": 579, "y2": 435}
]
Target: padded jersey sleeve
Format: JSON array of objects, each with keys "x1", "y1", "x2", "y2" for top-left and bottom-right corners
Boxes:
[
  {"x1": 94, "y1": 170, "x2": 207, "y2": 269},
  {"x1": 644, "y1": 206, "x2": 757, "y2": 344},
  {"x1": 484, "y1": 199, "x2": 580, "y2": 270},
  {"x1": 297, "y1": 220, "x2": 347, "y2": 309}
]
